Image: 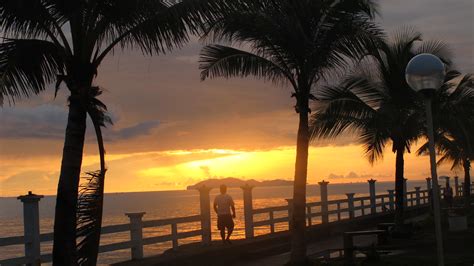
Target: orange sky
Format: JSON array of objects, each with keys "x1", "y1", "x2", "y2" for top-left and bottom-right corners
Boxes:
[{"x1": 0, "y1": 0, "x2": 472, "y2": 197}]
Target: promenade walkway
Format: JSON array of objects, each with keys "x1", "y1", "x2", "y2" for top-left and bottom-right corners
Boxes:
[{"x1": 115, "y1": 206, "x2": 430, "y2": 266}]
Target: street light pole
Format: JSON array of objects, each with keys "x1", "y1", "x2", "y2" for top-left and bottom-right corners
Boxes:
[
  {"x1": 424, "y1": 97, "x2": 444, "y2": 266},
  {"x1": 406, "y1": 53, "x2": 446, "y2": 266}
]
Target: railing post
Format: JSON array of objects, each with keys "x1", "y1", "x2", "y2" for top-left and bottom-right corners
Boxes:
[
  {"x1": 454, "y1": 176, "x2": 459, "y2": 197},
  {"x1": 403, "y1": 178, "x2": 408, "y2": 208},
  {"x1": 306, "y1": 206, "x2": 312, "y2": 226},
  {"x1": 415, "y1": 187, "x2": 421, "y2": 206},
  {"x1": 426, "y1": 177, "x2": 432, "y2": 204},
  {"x1": 241, "y1": 183, "x2": 254, "y2": 239},
  {"x1": 18, "y1": 191, "x2": 43, "y2": 266},
  {"x1": 269, "y1": 211, "x2": 275, "y2": 234},
  {"x1": 319, "y1": 180, "x2": 329, "y2": 224},
  {"x1": 286, "y1": 199, "x2": 294, "y2": 230},
  {"x1": 171, "y1": 223, "x2": 178, "y2": 251},
  {"x1": 197, "y1": 185, "x2": 212, "y2": 245},
  {"x1": 387, "y1": 190, "x2": 395, "y2": 211},
  {"x1": 126, "y1": 212, "x2": 145, "y2": 260},
  {"x1": 346, "y1": 193, "x2": 355, "y2": 219},
  {"x1": 368, "y1": 179, "x2": 376, "y2": 214}
]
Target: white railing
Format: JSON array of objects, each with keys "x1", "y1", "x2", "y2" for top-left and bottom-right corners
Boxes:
[
  {"x1": 2, "y1": 179, "x2": 473, "y2": 264},
  {"x1": 0, "y1": 187, "x2": 213, "y2": 265}
]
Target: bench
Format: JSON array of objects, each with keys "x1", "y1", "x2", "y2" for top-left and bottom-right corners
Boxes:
[{"x1": 343, "y1": 230, "x2": 387, "y2": 263}]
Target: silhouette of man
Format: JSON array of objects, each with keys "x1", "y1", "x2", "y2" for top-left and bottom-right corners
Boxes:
[{"x1": 213, "y1": 184, "x2": 235, "y2": 244}]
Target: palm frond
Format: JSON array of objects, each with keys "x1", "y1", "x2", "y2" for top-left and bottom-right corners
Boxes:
[
  {"x1": 93, "y1": 0, "x2": 236, "y2": 64},
  {"x1": 76, "y1": 170, "x2": 105, "y2": 266},
  {"x1": 199, "y1": 44, "x2": 290, "y2": 84},
  {"x1": 0, "y1": 39, "x2": 64, "y2": 105}
]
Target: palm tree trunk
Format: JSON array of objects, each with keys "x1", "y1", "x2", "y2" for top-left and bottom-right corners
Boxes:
[
  {"x1": 290, "y1": 99, "x2": 310, "y2": 265},
  {"x1": 86, "y1": 115, "x2": 106, "y2": 265},
  {"x1": 394, "y1": 146, "x2": 405, "y2": 226},
  {"x1": 53, "y1": 96, "x2": 87, "y2": 265},
  {"x1": 463, "y1": 158, "x2": 471, "y2": 209}
]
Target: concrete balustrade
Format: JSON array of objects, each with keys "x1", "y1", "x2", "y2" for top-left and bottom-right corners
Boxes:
[
  {"x1": 319, "y1": 180, "x2": 329, "y2": 224},
  {"x1": 346, "y1": 193, "x2": 355, "y2": 219},
  {"x1": 126, "y1": 212, "x2": 145, "y2": 260},
  {"x1": 18, "y1": 191, "x2": 43, "y2": 266},
  {"x1": 2, "y1": 178, "x2": 455, "y2": 265},
  {"x1": 197, "y1": 185, "x2": 212, "y2": 245},
  {"x1": 368, "y1": 179, "x2": 377, "y2": 214},
  {"x1": 387, "y1": 190, "x2": 395, "y2": 210},
  {"x1": 454, "y1": 176, "x2": 459, "y2": 197},
  {"x1": 403, "y1": 178, "x2": 408, "y2": 207},
  {"x1": 241, "y1": 184, "x2": 254, "y2": 239}
]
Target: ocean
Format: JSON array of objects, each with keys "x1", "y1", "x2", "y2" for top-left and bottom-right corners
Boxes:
[{"x1": 0, "y1": 181, "x2": 428, "y2": 265}]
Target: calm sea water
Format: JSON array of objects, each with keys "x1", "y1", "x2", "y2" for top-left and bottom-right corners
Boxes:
[{"x1": 0, "y1": 181, "x2": 428, "y2": 264}]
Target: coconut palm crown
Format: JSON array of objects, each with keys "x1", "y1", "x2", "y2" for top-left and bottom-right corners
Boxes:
[
  {"x1": 309, "y1": 28, "x2": 453, "y2": 225},
  {"x1": 0, "y1": 0, "x2": 233, "y2": 264},
  {"x1": 417, "y1": 73, "x2": 474, "y2": 207},
  {"x1": 199, "y1": 0, "x2": 381, "y2": 263}
]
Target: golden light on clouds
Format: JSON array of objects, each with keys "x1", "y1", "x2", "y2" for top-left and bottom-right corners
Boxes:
[{"x1": 0, "y1": 144, "x2": 458, "y2": 197}]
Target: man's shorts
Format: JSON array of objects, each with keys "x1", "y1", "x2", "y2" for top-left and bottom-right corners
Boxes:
[{"x1": 217, "y1": 214, "x2": 234, "y2": 230}]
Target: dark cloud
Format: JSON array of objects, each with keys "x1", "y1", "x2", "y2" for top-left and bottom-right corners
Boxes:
[
  {"x1": 0, "y1": 105, "x2": 160, "y2": 141},
  {"x1": 104, "y1": 120, "x2": 160, "y2": 141},
  {"x1": 1, "y1": 0, "x2": 472, "y2": 159}
]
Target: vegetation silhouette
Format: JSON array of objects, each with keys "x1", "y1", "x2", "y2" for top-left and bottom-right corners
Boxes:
[
  {"x1": 417, "y1": 73, "x2": 474, "y2": 208},
  {"x1": 199, "y1": 0, "x2": 381, "y2": 263},
  {"x1": 0, "y1": 0, "x2": 234, "y2": 264},
  {"x1": 310, "y1": 27, "x2": 453, "y2": 226}
]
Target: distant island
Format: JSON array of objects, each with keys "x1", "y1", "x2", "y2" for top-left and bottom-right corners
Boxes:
[{"x1": 186, "y1": 177, "x2": 293, "y2": 190}]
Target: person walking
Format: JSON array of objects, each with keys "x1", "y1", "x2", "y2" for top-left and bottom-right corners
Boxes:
[{"x1": 213, "y1": 185, "x2": 236, "y2": 244}]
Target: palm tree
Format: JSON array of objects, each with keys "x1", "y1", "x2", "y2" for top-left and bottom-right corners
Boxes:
[
  {"x1": 199, "y1": 0, "x2": 380, "y2": 263},
  {"x1": 417, "y1": 74, "x2": 474, "y2": 208},
  {"x1": 0, "y1": 0, "x2": 232, "y2": 264},
  {"x1": 309, "y1": 28, "x2": 452, "y2": 226}
]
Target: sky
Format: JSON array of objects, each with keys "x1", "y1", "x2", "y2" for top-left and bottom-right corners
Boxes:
[{"x1": 1, "y1": 0, "x2": 473, "y2": 196}]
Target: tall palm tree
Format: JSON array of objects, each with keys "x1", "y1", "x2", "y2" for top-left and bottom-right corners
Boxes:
[
  {"x1": 0, "y1": 0, "x2": 232, "y2": 264},
  {"x1": 309, "y1": 28, "x2": 452, "y2": 225},
  {"x1": 417, "y1": 74, "x2": 474, "y2": 208},
  {"x1": 199, "y1": 0, "x2": 380, "y2": 263}
]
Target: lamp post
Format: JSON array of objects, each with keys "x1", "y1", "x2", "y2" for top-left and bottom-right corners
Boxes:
[{"x1": 406, "y1": 53, "x2": 445, "y2": 266}]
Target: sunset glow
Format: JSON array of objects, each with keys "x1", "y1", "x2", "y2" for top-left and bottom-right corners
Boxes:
[{"x1": 0, "y1": 144, "x2": 455, "y2": 197}]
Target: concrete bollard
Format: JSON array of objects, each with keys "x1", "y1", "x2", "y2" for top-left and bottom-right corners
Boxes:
[
  {"x1": 319, "y1": 180, "x2": 329, "y2": 224},
  {"x1": 241, "y1": 183, "x2": 254, "y2": 239},
  {"x1": 197, "y1": 185, "x2": 212, "y2": 245},
  {"x1": 368, "y1": 179, "x2": 376, "y2": 214},
  {"x1": 126, "y1": 212, "x2": 145, "y2": 260},
  {"x1": 18, "y1": 191, "x2": 43, "y2": 266},
  {"x1": 387, "y1": 190, "x2": 395, "y2": 211},
  {"x1": 346, "y1": 193, "x2": 355, "y2": 219}
]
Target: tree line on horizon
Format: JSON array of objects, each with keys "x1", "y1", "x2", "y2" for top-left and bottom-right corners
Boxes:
[{"x1": 1, "y1": 0, "x2": 472, "y2": 265}]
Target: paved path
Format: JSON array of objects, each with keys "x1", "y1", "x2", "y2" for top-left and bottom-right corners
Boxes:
[{"x1": 241, "y1": 214, "x2": 430, "y2": 266}]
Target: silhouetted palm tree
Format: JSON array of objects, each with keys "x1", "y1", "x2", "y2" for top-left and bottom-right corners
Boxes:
[
  {"x1": 310, "y1": 28, "x2": 452, "y2": 225},
  {"x1": 418, "y1": 74, "x2": 474, "y2": 208},
  {"x1": 0, "y1": 0, "x2": 231, "y2": 264},
  {"x1": 199, "y1": 0, "x2": 381, "y2": 263}
]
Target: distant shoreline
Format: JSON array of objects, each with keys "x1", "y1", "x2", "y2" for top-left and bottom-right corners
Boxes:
[{"x1": 0, "y1": 179, "x2": 431, "y2": 198}]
